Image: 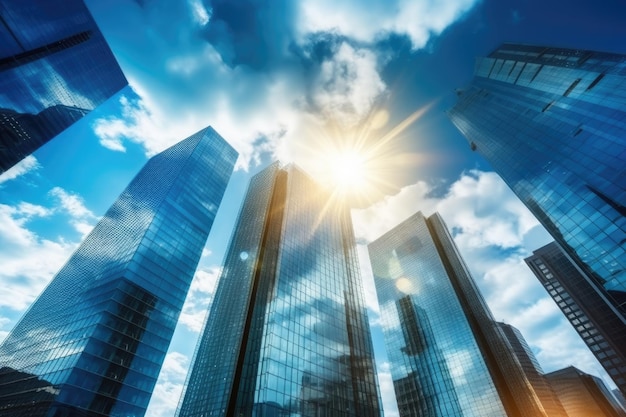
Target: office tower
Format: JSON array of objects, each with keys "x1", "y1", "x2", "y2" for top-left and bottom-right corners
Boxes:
[
  {"x1": 448, "y1": 44, "x2": 626, "y2": 361},
  {"x1": 0, "y1": 127, "x2": 237, "y2": 417},
  {"x1": 497, "y1": 322, "x2": 568, "y2": 417},
  {"x1": 525, "y1": 241, "x2": 626, "y2": 395},
  {"x1": 177, "y1": 163, "x2": 382, "y2": 417},
  {"x1": 546, "y1": 367, "x2": 626, "y2": 417},
  {"x1": 614, "y1": 389, "x2": 626, "y2": 412},
  {"x1": 0, "y1": 0, "x2": 127, "y2": 172},
  {"x1": 368, "y1": 211, "x2": 547, "y2": 417}
]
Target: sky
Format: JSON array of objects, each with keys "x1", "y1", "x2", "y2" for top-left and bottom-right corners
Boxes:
[{"x1": 1, "y1": 0, "x2": 626, "y2": 415}]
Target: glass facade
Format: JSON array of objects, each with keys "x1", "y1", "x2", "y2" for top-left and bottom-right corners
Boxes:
[
  {"x1": 0, "y1": 0, "x2": 127, "y2": 172},
  {"x1": 545, "y1": 366, "x2": 626, "y2": 417},
  {"x1": 0, "y1": 127, "x2": 237, "y2": 416},
  {"x1": 526, "y1": 242, "x2": 626, "y2": 396},
  {"x1": 368, "y1": 211, "x2": 547, "y2": 417},
  {"x1": 448, "y1": 44, "x2": 626, "y2": 354},
  {"x1": 497, "y1": 322, "x2": 568, "y2": 417},
  {"x1": 176, "y1": 163, "x2": 382, "y2": 417}
]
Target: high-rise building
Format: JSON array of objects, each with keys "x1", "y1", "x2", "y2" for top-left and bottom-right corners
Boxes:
[
  {"x1": 546, "y1": 366, "x2": 626, "y2": 417},
  {"x1": 367, "y1": 211, "x2": 547, "y2": 417},
  {"x1": 525, "y1": 242, "x2": 626, "y2": 395},
  {"x1": 0, "y1": 127, "x2": 237, "y2": 416},
  {"x1": 448, "y1": 44, "x2": 626, "y2": 360},
  {"x1": 176, "y1": 163, "x2": 382, "y2": 417},
  {"x1": 0, "y1": 0, "x2": 127, "y2": 172},
  {"x1": 497, "y1": 322, "x2": 568, "y2": 417}
]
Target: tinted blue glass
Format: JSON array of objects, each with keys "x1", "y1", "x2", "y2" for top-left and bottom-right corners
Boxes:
[
  {"x1": 526, "y1": 242, "x2": 626, "y2": 396},
  {"x1": 0, "y1": 0, "x2": 127, "y2": 172},
  {"x1": 369, "y1": 212, "x2": 549, "y2": 417},
  {"x1": 0, "y1": 127, "x2": 237, "y2": 416},
  {"x1": 369, "y1": 212, "x2": 506, "y2": 416},
  {"x1": 449, "y1": 43, "x2": 626, "y2": 397},
  {"x1": 177, "y1": 164, "x2": 382, "y2": 417}
]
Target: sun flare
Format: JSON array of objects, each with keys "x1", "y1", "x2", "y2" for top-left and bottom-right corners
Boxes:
[{"x1": 329, "y1": 150, "x2": 368, "y2": 191}]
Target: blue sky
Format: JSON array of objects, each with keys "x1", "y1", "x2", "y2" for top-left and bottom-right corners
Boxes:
[{"x1": 1, "y1": 0, "x2": 626, "y2": 415}]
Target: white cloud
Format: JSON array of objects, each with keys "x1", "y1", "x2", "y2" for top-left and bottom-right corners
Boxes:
[
  {"x1": 49, "y1": 187, "x2": 96, "y2": 219},
  {"x1": 145, "y1": 352, "x2": 189, "y2": 417},
  {"x1": 0, "y1": 203, "x2": 77, "y2": 312},
  {"x1": 49, "y1": 187, "x2": 97, "y2": 237},
  {"x1": 297, "y1": 0, "x2": 479, "y2": 49},
  {"x1": 311, "y1": 43, "x2": 386, "y2": 128},
  {"x1": 178, "y1": 266, "x2": 222, "y2": 332},
  {"x1": 377, "y1": 361, "x2": 400, "y2": 417},
  {"x1": 0, "y1": 156, "x2": 40, "y2": 184},
  {"x1": 89, "y1": 0, "x2": 476, "y2": 172}
]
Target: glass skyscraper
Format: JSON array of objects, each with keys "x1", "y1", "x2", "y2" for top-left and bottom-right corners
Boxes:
[
  {"x1": 545, "y1": 366, "x2": 626, "y2": 417},
  {"x1": 176, "y1": 163, "x2": 382, "y2": 417},
  {"x1": 526, "y1": 241, "x2": 626, "y2": 395},
  {"x1": 497, "y1": 322, "x2": 568, "y2": 417},
  {"x1": 0, "y1": 127, "x2": 237, "y2": 416},
  {"x1": 368, "y1": 211, "x2": 547, "y2": 417},
  {"x1": 0, "y1": 0, "x2": 127, "y2": 172},
  {"x1": 448, "y1": 44, "x2": 626, "y2": 367}
]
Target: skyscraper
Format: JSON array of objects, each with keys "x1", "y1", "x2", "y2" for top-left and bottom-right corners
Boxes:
[
  {"x1": 525, "y1": 241, "x2": 626, "y2": 395},
  {"x1": 546, "y1": 366, "x2": 626, "y2": 417},
  {"x1": 368, "y1": 211, "x2": 547, "y2": 417},
  {"x1": 0, "y1": 0, "x2": 127, "y2": 172},
  {"x1": 0, "y1": 127, "x2": 237, "y2": 416},
  {"x1": 176, "y1": 163, "x2": 382, "y2": 417},
  {"x1": 497, "y1": 322, "x2": 568, "y2": 417},
  {"x1": 448, "y1": 44, "x2": 626, "y2": 372}
]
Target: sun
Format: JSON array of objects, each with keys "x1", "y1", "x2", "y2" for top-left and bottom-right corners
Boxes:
[{"x1": 329, "y1": 150, "x2": 368, "y2": 191}]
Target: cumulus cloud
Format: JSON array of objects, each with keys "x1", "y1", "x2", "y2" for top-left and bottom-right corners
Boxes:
[
  {"x1": 89, "y1": 0, "x2": 477, "y2": 170},
  {"x1": 145, "y1": 351, "x2": 189, "y2": 417},
  {"x1": 0, "y1": 203, "x2": 77, "y2": 312},
  {"x1": 178, "y1": 266, "x2": 222, "y2": 332},
  {"x1": 297, "y1": 0, "x2": 479, "y2": 49},
  {"x1": 0, "y1": 186, "x2": 98, "y2": 316},
  {"x1": 377, "y1": 361, "x2": 400, "y2": 417},
  {"x1": 0, "y1": 156, "x2": 40, "y2": 184},
  {"x1": 49, "y1": 187, "x2": 97, "y2": 237}
]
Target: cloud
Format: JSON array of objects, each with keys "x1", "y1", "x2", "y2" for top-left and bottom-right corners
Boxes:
[
  {"x1": 377, "y1": 361, "x2": 400, "y2": 417},
  {"x1": 89, "y1": 0, "x2": 478, "y2": 170},
  {"x1": 0, "y1": 203, "x2": 77, "y2": 312},
  {"x1": 49, "y1": 187, "x2": 97, "y2": 237},
  {"x1": 310, "y1": 42, "x2": 386, "y2": 128},
  {"x1": 297, "y1": 0, "x2": 479, "y2": 49},
  {"x1": 178, "y1": 266, "x2": 222, "y2": 332},
  {"x1": 0, "y1": 156, "x2": 40, "y2": 184},
  {"x1": 145, "y1": 351, "x2": 189, "y2": 417}
]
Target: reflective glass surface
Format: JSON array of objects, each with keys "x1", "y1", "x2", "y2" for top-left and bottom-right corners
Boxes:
[
  {"x1": 369, "y1": 212, "x2": 549, "y2": 417},
  {"x1": 497, "y1": 322, "x2": 568, "y2": 417},
  {"x1": 368, "y1": 212, "x2": 506, "y2": 417},
  {"x1": 0, "y1": 127, "x2": 237, "y2": 416},
  {"x1": 526, "y1": 242, "x2": 626, "y2": 396},
  {"x1": 0, "y1": 0, "x2": 127, "y2": 172},
  {"x1": 545, "y1": 367, "x2": 626, "y2": 417},
  {"x1": 448, "y1": 44, "x2": 626, "y2": 332},
  {"x1": 177, "y1": 164, "x2": 382, "y2": 417}
]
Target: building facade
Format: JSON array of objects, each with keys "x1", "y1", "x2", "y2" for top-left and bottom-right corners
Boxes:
[
  {"x1": 525, "y1": 242, "x2": 626, "y2": 395},
  {"x1": 0, "y1": 127, "x2": 237, "y2": 416},
  {"x1": 448, "y1": 44, "x2": 626, "y2": 357},
  {"x1": 497, "y1": 322, "x2": 568, "y2": 417},
  {"x1": 0, "y1": 0, "x2": 127, "y2": 172},
  {"x1": 176, "y1": 163, "x2": 382, "y2": 417},
  {"x1": 367, "y1": 211, "x2": 547, "y2": 417},
  {"x1": 546, "y1": 366, "x2": 626, "y2": 417}
]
